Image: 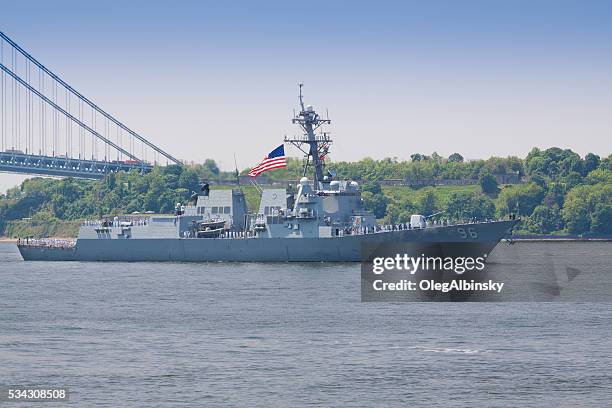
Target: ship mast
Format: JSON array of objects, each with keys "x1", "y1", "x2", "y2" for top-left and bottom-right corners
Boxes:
[{"x1": 285, "y1": 84, "x2": 332, "y2": 188}]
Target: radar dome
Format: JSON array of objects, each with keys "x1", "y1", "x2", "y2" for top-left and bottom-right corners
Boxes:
[{"x1": 300, "y1": 177, "x2": 309, "y2": 185}]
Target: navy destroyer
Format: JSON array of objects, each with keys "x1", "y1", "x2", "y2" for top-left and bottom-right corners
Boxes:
[{"x1": 18, "y1": 86, "x2": 517, "y2": 262}]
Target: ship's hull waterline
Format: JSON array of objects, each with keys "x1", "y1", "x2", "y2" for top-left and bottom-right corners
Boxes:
[{"x1": 18, "y1": 221, "x2": 516, "y2": 262}]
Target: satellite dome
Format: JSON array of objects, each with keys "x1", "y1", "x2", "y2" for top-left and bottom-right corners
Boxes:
[{"x1": 300, "y1": 177, "x2": 309, "y2": 185}]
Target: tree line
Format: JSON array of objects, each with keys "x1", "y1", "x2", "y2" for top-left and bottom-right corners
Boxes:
[
  {"x1": 0, "y1": 147, "x2": 610, "y2": 236},
  {"x1": 359, "y1": 148, "x2": 610, "y2": 236}
]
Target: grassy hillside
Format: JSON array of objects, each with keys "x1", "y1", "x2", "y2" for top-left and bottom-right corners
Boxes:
[
  {"x1": 382, "y1": 185, "x2": 483, "y2": 205},
  {"x1": 3, "y1": 220, "x2": 81, "y2": 239}
]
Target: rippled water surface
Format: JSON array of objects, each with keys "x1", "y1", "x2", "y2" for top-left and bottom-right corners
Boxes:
[{"x1": 1, "y1": 242, "x2": 611, "y2": 407}]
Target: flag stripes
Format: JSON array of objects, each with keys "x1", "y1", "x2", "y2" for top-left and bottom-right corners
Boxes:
[{"x1": 248, "y1": 145, "x2": 287, "y2": 177}]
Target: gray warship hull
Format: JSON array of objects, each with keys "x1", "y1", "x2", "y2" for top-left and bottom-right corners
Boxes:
[{"x1": 18, "y1": 220, "x2": 516, "y2": 262}]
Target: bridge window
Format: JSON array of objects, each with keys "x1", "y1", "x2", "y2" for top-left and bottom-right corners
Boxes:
[{"x1": 224, "y1": 206, "x2": 231, "y2": 214}]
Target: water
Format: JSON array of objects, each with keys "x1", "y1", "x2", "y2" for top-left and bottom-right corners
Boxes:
[{"x1": 1, "y1": 242, "x2": 611, "y2": 407}]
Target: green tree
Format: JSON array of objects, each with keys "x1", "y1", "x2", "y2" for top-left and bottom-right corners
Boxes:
[
  {"x1": 384, "y1": 199, "x2": 417, "y2": 224},
  {"x1": 496, "y1": 183, "x2": 545, "y2": 217},
  {"x1": 562, "y1": 171, "x2": 583, "y2": 190},
  {"x1": 526, "y1": 205, "x2": 563, "y2": 234},
  {"x1": 431, "y1": 152, "x2": 442, "y2": 162},
  {"x1": 562, "y1": 186, "x2": 591, "y2": 234},
  {"x1": 585, "y1": 168, "x2": 612, "y2": 185},
  {"x1": 530, "y1": 173, "x2": 547, "y2": 189},
  {"x1": 361, "y1": 181, "x2": 383, "y2": 195},
  {"x1": 543, "y1": 182, "x2": 565, "y2": 208},
  {"x1": 448, "y1": 153, "x2": 464, "y2": 163},
  {"x1": 525, "y1": 147, "x2": 583, "y2": 180},
  {"x1": 163, "y1": 164, "x2": 184, "y2": 178},
  {"x1": 584, "y1": 153, "x2": 601, "y2": 174},
  {"x1": 178, "y1": 168, "x2": 201, "y2": 193},
  {"x1": 358, "y1": 182, "x2": 389, "y2": 219},
  {"x1": 361, "y1": 191, "x2": 389, "y2": 219},
  {"x1": 600, "y1": 154, "x2": 612, "y2": 171},
  {"x1": 479, "y1": 171, "x2": 498, "y2": 194},
  {"x1": 591, "y1": 204, "x2": 612, "y2": 235},
  {"x1": 203, "y1": 159, "x2": 220, "y2": 175},
  {"x1": 419, "y1": 190, "x2": 438, "y2": 216},
  {"x1": 106, "y1": 172, "x2": 116, "y2": 190},
  {"x1": 562, "y1": 183, "x2": 611, "y2": 234},
  {"x1": 446, "y1": 192, "x2": 495, "y2": 221},
  {"x1": 559, "y1": 154, "x2": 584, "y2": 177}
]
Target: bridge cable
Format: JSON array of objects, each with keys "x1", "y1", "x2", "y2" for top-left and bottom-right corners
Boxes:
[
  {"x1": 65, "y1": 87, "x2": 69, "y2": 156},
  {"x1": 25, "y1": 58, "x2": 29, "y2": 153},
  {"x1": 91, "y1": 106, "x2": 95, "y2": 159},
  {"x1": 11, "y1": 46, "x2": 15, "y2": 150},
  {"x1": 17, "y1": 50, "x2": 20, "y2": 151},
  {"x1": 41, "y1": 68, "x2": 46, "y2": 155},
  {"x1": 78, "y1": 98, "x2": 82, "y2": 158},
  {"x1": 1, "y1": 38, "x2": 4, "y2": 152},
  {"x1": 0, "y1": 31, "x2": 183, "y2": 166},
  {"x1": 0, "y1": 63, "x2": 141, "y2": 161}
]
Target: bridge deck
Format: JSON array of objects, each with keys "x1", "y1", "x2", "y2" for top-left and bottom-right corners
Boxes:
[{"x1": 0, "y1": 151, "x2": 152, "y2": 179}]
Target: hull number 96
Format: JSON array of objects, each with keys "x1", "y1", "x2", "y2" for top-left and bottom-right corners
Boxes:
[{"x1": 457, "y1": 227, "x2": 478, "y2": 239}]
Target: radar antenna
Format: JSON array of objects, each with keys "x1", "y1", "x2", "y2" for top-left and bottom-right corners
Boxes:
[{"x1": 285, "y1": 84, "x2": 332, "y2": 187}]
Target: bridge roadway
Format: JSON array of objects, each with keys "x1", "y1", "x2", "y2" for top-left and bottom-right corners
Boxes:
[{"x1": 0, "y1": 150, "x2": 153, "y2": 179}]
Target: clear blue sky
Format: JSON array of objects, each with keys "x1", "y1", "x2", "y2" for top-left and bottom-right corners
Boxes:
[{"x1": 1, "y1": 0, "x2": 611, "y2": 190}]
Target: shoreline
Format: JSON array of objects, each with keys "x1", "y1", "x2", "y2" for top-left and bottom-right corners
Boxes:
[
  {"x1": 0, "y1": 237, "x2": 76, "y2": 242},
  {"x1": 1, "y1": 236, "x2": 610, "y2": 243}
]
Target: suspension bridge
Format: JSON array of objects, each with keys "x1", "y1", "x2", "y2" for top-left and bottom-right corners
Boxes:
[{"x1": 0, "y1": 31, "x2": 182, "y2": 180}]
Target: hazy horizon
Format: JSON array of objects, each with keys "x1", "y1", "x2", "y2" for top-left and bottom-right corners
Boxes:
[{"x1": 1, "y1": 0, "x2": 611, "y2": 192}]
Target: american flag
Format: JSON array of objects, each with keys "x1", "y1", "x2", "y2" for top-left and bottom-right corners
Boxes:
[{"x1": 248, "y1": 144, "x2": 287, "y2": 177}]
